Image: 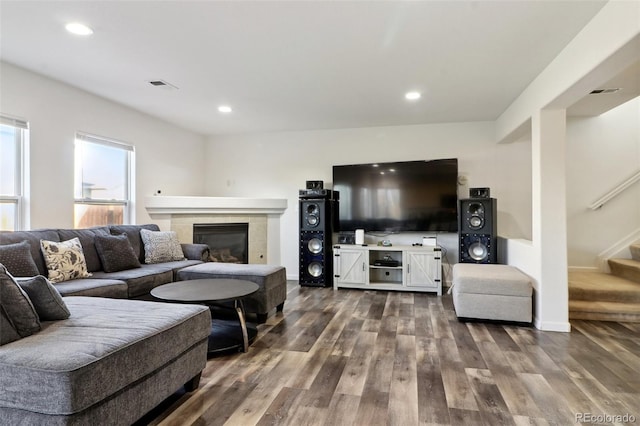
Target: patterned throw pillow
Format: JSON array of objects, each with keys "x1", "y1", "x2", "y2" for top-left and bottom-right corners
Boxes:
[
  {"x1": 139, "y1": 229, "x2": 185, "y2": 264},
  {"x1": 94, "y1": 233, "x2": 141, "y2": 272},
  {"x1": 0, "y1": 240, "x2": 39, "y2": 277},
  {"x1": 0, "y1": 264, "x2": 41, "y2": 345},
  {"x1": 40, "y1": 237, "x2": 92, "y2": 283}
]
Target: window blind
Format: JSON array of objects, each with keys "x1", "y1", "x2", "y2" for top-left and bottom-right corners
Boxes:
[
  {"x1": 76, "y1": 132, "x2": 134, "y2": 151},
  {"x1": 0, "y1": 115, "x2": 29, "y2": 129}
]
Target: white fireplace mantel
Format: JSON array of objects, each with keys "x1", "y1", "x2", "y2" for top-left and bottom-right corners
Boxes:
[{"x1": 144, "y1": 196, "x2": 288, "y2": 215}]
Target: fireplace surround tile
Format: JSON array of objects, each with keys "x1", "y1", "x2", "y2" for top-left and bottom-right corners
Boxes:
[{"x1": 171, "y1": 215, "x2": 267, "y2": 264}]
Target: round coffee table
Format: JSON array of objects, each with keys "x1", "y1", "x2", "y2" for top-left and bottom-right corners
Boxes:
[{"x1": 151, "y1": 278, "x2": 259, "y2": 355}]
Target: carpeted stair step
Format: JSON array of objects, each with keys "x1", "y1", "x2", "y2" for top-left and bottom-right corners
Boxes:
[
  {"x1": 631, "y1": 244, "x2": 640, "y2": 261},
  {"x1": 569, "y1": 300, "x2": 640, "y2": 323},
  {"x1": 569, "y1": 271, "x2": 640, "y2": 323},
  {"x1": 569, "y1": 271, "x2": 640, "y2": 303},
  {"x1": 608, "y1": 258, "x2": 640, "y2": 284}
]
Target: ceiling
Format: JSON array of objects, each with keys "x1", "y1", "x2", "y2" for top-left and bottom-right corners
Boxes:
[{"x1": 1, "y1": 0, "x2": 629, "y2": 137}]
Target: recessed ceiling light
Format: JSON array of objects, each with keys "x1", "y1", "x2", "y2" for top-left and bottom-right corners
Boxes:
[
  {"x1": 65, "y1": 22, "x2": 93, "y2": 36},
  {"x1": 218, "y1": 106, "x2": 232, "y2": 113},
  {"x1": 405, "y1": 91, "x2": 421, "y2": 100}
]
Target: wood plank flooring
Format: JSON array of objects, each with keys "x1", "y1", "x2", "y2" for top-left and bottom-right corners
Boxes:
[{"x1": 144, "y1": 283, "x2": 640, "y2": 426}]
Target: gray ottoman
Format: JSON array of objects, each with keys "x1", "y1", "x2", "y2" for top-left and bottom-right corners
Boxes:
[
  {"x1": 177, "y1": 263, "x2": 287, "y2": 323},
  {"x1": 452, "y1": 263, "x2": 532, "y2": 323}
]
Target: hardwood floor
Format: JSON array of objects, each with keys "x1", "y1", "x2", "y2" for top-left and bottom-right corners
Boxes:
[{"x1": 146, "y1": 282, "x2": 640, "y2": 426}]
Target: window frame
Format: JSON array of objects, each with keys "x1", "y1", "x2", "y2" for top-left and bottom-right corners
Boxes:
[
  {"x1": 74, "y1": 132, "x2": 135, "y2": 227},
  {"x1": 0, "y1": 115, "x2": 29, "y2": 231}
]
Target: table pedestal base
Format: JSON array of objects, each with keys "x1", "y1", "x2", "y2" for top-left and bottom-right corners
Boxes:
[{"x1": 207, "y1": 319, "x2": 257, "y2": 355}]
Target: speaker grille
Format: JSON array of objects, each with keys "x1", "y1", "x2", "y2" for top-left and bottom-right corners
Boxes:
[
  {"x1": 459, "y1": 233, "x2": 496, "y2": 264},
  {"x1": 299, "y1": 230, "x2": 332, "y2": 286},
  {"x1": 459, "y1": 198, "x2": 497, "y2": 264},
  {"x1": 299, "y1": 195, "x2": 337, "y2": 287}
]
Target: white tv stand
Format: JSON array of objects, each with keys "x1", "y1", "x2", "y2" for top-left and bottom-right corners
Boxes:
[{"x1": 332, "y1": 244, "x2": 442, "y2": 295}]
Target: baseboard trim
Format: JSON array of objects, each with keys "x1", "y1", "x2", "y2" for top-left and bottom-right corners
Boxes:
[{"x1": 534, "y1": 318, "x2": 571, "y2": 332}]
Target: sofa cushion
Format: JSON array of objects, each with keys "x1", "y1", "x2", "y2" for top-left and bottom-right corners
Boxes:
[
  {"x1": 0, "y1": 240, "x2": 39, "y2": 277},
  {"x1": 94, "y1": 233, "x2": 141, "y2": 273},
  {"x1": 0, "y1": 297, "x2": 211, "y2": 416},
  {"x1": 109, "y1": 224, "x2": 160, "y2": 263},
  {"x1": 0, "y1": 229, "x2": 60, "y2": 276},
  {"x1": 90, "y1": 265, "x2": 174, "y2": 298},
  {"x1": 53, "y1": 278, "x2": 128, "y2": 299},
  {"x1": 140, "y1": 229, "x2": 185, "y2": 264},
  {"x1": 58, "y1": 227, "x2": 110, "y2": 273},
  {"x1": 16, "y1": 275, "x2": 70, "y2": 321},
  {"x1": 0, "y1": 264, "x2": 40, "y2": 343},
  {"x1": 156, "y1": 258, "x2": 204, "y2": 281}
]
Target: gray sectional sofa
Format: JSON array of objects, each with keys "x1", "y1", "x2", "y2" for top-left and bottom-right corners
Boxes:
[
  {"x1": 0, "y1": 224, "x2": 210, "y2": 299},
  {"x1": 0, "y1": 224, "x2": 213, "y2": 424},
  {"x1": 0, "y1": 295, "x2": 211, "y2": 425}
]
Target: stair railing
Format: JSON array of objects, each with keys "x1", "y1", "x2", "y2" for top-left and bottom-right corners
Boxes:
[{"x1": 589, "y1": 169, "x2": 640, "y2": 210}]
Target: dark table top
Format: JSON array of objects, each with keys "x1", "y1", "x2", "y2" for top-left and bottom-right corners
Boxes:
[{"x1": 150, "y1": 278, "x2": 259, "y2": 303}]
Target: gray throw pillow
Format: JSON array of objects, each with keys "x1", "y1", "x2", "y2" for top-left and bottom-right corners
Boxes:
[
  {"x1": 0, "y1": 307, "x2": 22, "y2": 345},
  {"x1": 17, "y1": 275, "x2": 70, "y2": 321},
  {"x1": 0, "y1": 240, "x2": 39, "y2": 277},
  {"x1": 94, "y1": 233, "x2": 141, "y2": 272},
  {"x1": 0, "y1": 264, "x2": 40, "y2": 342}
]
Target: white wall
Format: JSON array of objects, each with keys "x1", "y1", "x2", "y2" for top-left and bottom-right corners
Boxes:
[
  {"x1": 205, "y1": 122, "x2": 532, "y2": 278},
  {"x1": 566, "y1": 97, "x2": 640, "y2": 267},
  {"x1": 0, "y1": 62, "x2": 207, "y2": 228}
]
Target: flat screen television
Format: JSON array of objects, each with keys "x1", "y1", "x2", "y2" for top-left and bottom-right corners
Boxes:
[{"x1": 333, "y1": 159, "x2": 458, "y2": 233}]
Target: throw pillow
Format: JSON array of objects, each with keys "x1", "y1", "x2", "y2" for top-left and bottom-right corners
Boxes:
[
  {"x1": 17, "y1": 275, "x2": 71, "y2": 321},
  {"x1": 0, "y1": 307, "x2": 22, "y2": 345},
  {"x1": 40, "y1": 237, "x2": 92, "y2": 283},
  {"x1": 0, "y1": 240, "x2": 39, "y2": 277},
  {"x1": 0, "y1": 264, "x2": 41, "y2": 344},
  {"x1": 94, "y1": 233, "x2": 141, "y2": 272},
  {"x1": 139, "y1": 229, "x2": 185, "y2": 264},
  {"x1": 58, "y1": 228, "x2": 110, "y2": 273}
]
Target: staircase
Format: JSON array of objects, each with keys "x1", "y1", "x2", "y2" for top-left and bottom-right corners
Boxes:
[{"x1": 569, "y1": 243, "x2": 640, "y2": 322}]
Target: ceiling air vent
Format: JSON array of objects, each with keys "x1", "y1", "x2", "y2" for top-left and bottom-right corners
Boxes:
[
  {"x1": 147, "y1": 80, "x2": 178, "y2": 90},
  {"x1": 590, "y1": 88, "x2": 621, "y2": 94}
]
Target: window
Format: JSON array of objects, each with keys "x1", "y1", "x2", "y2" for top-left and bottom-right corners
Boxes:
[
  {"x1": 74, "y1": 133, "x2": 135, "y2": 228},
  {"x1": 0, "y1": 115, "x2": 29, "y2": 231}
]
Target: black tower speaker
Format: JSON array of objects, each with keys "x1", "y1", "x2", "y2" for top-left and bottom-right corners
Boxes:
[
  {"x1": 299, "y1": 197, "x2": 336, "y2": 287},
  {"x1": 458, "y1": 198, "x2": 497, "y2": 264}
]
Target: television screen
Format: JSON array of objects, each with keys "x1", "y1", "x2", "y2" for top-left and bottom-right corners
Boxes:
[{"x1": 333, "y1": 159, "x2": 458, "y2": 233}]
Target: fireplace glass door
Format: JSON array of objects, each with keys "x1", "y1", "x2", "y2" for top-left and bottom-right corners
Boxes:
[{"x1": 193, "y1": 223, "x2": 248, "y2": 264}]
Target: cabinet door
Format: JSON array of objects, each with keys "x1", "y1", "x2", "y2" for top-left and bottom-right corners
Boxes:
[
  {"x1": 405, "y1": 251, "x2": 441, "y2": 290},
  {"x1": 335, "y1": 248, "x2": 367, "y2": 284}
]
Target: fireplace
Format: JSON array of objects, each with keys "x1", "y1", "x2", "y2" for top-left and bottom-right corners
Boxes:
[{"x1": 193, "y1": 223, "x2": 248, "y2": 264}]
